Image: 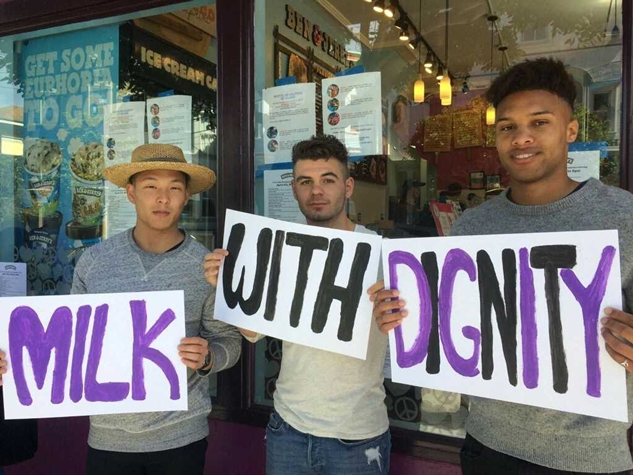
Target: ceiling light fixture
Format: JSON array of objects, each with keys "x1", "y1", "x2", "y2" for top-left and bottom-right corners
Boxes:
[
  {"x1": 373, "y1": 0, "x2": 385, "y2": 13},
  {"x1": 384, "y1": 3, "x2": 395, "y2": 18},
  {"x1": 413, "y1": 0, "x2": 425, "y2": 103},
  {"x1": 439, "y1": 0, "x2": 452, "y2": 106},
  {"x1": 486, "y1": 14, "x2": 498, "y2": 125}
]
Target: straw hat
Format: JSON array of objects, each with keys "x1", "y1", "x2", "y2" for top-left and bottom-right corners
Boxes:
[{"x1": 103, "y1": 144, "x2": 216, "y2": 194}]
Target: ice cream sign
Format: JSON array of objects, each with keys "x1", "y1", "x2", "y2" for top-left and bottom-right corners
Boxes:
[{"x1": 22, "y1": 42, "x2": 115, "y2": 133}]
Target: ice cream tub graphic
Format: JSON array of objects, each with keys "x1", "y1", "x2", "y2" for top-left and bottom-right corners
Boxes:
[
  {"x1": 69, "y1": 142, "x2": 105, "y2": 226},
  {"x1": 23, "y1": 139, "x2": 62, "y2": 216}
]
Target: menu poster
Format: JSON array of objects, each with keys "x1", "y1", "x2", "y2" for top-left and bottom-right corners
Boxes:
[
  {"x1": 263, "y1": 83, "x2": 316, "y2": 164},
  {"x1": 103, "y1": 102, "x2": 145, "y2": 238},
  {"x1": 147, "y1": 95, "x2": 193, "y2": 162},
  {"x1": 263, "y1": 169, "x2": 306, "y2": 224},
  {"x1": 322, "y1": 72, "x2": 382, "y2": 156}
]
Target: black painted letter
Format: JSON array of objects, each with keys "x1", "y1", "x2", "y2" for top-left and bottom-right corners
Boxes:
[
  {"x1": 223, "y1": 224, "x2": 272, "y2": 315},
  {"x1": 477, "y1": 249, "x2": 518, "y2": 386},
  {"x1": 312, "y1": 239, "x2": 371, "y2": 341},
  {"x1": 286, "y1": 233, "x2": 329, "y2": 327},
  {"x1": 530, "y1": 245, "x2": 577, "y2": 394}
]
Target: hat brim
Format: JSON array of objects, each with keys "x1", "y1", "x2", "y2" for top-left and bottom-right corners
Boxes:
[{"x1": 103, "y1": 161, "x2": 216, "y2": 194}]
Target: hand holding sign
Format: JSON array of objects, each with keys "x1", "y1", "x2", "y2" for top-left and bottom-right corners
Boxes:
[
  {"x1": 0, "y1": 349, "x2": 6, "y2": 386},
  {"x1": 204, "y1": 249, "x2": 229, "y2": 287},
  {"x1": 178, "y1": 337, "x2": 211, "y2": 371},
  {"x1": 368, "y1": 280, "x2": 408, "y2": 334},
  {"x1": 601, "y1": 307, "x2": 633, "y2": 373}
]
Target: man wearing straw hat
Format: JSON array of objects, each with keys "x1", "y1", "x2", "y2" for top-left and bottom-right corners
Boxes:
[{"x1": 69, "y1": 143, "x2": 241, "y2": 474}]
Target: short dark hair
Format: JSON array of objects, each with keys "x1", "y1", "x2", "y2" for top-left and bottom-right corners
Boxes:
[
  {"x1": 292, "y1": 135, "x2": 349, "y2": 177},
  {"x1": 128, "y1": 170, "x2": 190, "y2": 188},
  {"x1": 486, "y1": 57, "x2": 576, "y2": 110}
]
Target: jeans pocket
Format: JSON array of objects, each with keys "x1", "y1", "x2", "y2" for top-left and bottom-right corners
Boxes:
[
  {"x1": 266, "y1": 411, "x2": 286, "y2": 433},
  {"x1": 336, "y1": 432, "x2": 387, "y2": 448}
]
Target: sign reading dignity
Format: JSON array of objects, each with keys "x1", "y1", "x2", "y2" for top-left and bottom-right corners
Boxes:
[
  {"x1": 215, "y1": 210, "x2": 382, "y2": 359},
  {"x1": 382, "y1": 230, "x2": 627, "y2": 421},
  {"x1": 0, "y1": 291, "x2": 188, "y2": 419}
]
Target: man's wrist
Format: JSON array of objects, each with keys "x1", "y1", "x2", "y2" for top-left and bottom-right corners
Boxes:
[{"x1": 201, "y1": 349, "x2": 213, "y2": 371}]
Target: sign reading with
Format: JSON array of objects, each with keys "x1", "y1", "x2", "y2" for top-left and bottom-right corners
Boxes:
[
  {"x1": 383, "y1": 230, "x2": 627, "y2": 421},
  {"x1": 0, "y1": 291, "x2": 187, "y2": 420},
  {"x1": 215, "y1": 210, "x2": 382, "y2": 359}
]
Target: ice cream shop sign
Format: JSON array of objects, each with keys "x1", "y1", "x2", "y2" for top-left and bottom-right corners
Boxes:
[{"x1": 284, "y1": 4, "x2": 350, "y2": 67}]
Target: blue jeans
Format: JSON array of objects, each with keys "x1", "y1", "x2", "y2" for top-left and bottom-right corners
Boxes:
[{"x1": 266, "y1": 411, "x2": 390, "y2": 475}]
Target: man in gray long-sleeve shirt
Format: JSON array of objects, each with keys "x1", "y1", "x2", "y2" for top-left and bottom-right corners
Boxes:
[
  {"x1": 29, "y1": 143, "x2": 239, "y2": 475},
  {"x1": 374, "y1": 58, "x2": 633, "y2": 474}
]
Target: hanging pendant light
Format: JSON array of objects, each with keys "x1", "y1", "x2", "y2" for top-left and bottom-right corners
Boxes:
[
  {"x1": 486, "y1": 14, "x2": 498, "y2": 125},
  {"x1": 440, "y1": 75, "x2": 451, "y2": 104},
  {"x1": 384, "y1": 3, "x2": 395, "y2": 18},
  {"x1": 413, "y1": 0, "x2": 425, "y2": 103},
  {"x1": 414, "y1": 74, "x2": 425, "y2": 103},
  {"x1": 440, "y1": 0, "x2": 451, "y2": 106}
]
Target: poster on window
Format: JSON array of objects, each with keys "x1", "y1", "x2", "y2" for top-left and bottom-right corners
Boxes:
[
  {"x1": 146, "y1": 95, "x2": 192, "y2": 162},
  {"x1": 382, "y1": 230, "x2": 627, "y2": 421},
  {"x1": 567, "y1": 150, "x2": 600, "y2": 182},
  {"x1": 103, "y1": 102, "x2": 145, "y2": 238},
  {"x1": 18, "y1": 25, "x2": 119, "y2": 296},
  {"x1": 262, "y1": 83, "x2": 316, "y2": 164},
  {"x1": 321, "y1": 72, "x2": 382, "y2": 156},
  {"x1": 263, "y1": 169, "x2": 306, "y2": 224}
]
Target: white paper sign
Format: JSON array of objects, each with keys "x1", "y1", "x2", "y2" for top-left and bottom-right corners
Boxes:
[
  {"x1": 147, "y1": 95, "x2": 193, "y2": 162},
  {"x1": 103, "y1": 102, "x2": 146, "y2": 237},
  {"x1": 0, "y1": 263, "x2": 27, "y2": 297},
  {"x1": 383, "y1": 230, "x2": 627, "y2": 421},
  {"x1": 567, "y1": 150, "x2": 600, "y2": 182},
  {"x1": 263, "y1": 83, "x2": 316, "y2": 164},
  {"x1": 321, "y1": 72, "x2": 382, "y2": 156},
  {"x1": 215, "y1": 210, "x2": 382, "y2": 359},
  {"x1": 0, "y1": 290, "x2": 188, "y2": 419},
  {"x1": 263, "y1": 169, "x2": 306, "y2": 224}
]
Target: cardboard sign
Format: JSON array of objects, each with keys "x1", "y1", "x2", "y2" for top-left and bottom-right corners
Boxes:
[
  {"x1": 0, "y1": 291, "x2": 188, "y2": 419},
  {"x1": 382, "y1": 230, "x2": 627, "y2": 421},
  {"x1": 215, "y1": 210, "x2": 382, "y2": 359}
]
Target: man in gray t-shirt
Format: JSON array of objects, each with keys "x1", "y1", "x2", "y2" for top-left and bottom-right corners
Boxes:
[
  {"x1": 205, "y1": 135, "x2": 390, "y2": 474},
  {"x1": 374, "y1": 58, "x2": 633, "y2": 474}
]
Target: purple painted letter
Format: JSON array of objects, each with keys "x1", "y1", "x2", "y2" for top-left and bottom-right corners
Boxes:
[
  {"x1": 389, "y1": 251, "x2": 432, "y2": 368},
  {"x1": 9, "y1": 306, "x2": 72, "y2": 405},
  {"x1": 560, "y1": 245, "x2": 616, "y2": 397},
  {"x1": 439, "y1": 249, "x2": 481, "y2": 377},
  {"x1": 130, "y1": 300, "x2": 180, "y2": 400},
  {"x1": 84, "y1": 304, "x2": 130, "y2": 402},
  {"x1": 520, "y1": 248, "x2": 539, "y2": 389}
]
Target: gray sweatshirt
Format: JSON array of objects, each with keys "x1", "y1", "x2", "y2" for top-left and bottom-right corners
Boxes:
[
  {"x1": 450, "y1": 178, "x2": 633, "y2": 472},
  {"x1": 71, "y1": 229, "x2": 242, "y2": 452}
]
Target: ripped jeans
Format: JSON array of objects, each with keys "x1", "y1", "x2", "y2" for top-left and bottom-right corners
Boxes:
[{"x1": 265, "y1": 411, "x2": 391, "y2": 475}]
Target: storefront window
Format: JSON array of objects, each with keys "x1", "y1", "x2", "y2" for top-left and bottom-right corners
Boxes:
[
  {"x1": 253, "y1": 0, "x2": 623, "y2": 440},
  {"x1": 0, "y1": 1, "x2": 219, "y2": 396}
]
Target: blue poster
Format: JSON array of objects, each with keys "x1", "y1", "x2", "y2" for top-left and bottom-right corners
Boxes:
[{"x1": 17, "y1": 25, "x2": 119, "y2": 295}]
